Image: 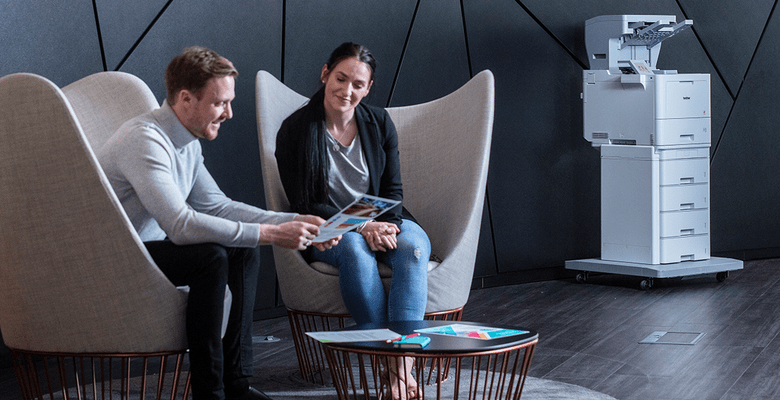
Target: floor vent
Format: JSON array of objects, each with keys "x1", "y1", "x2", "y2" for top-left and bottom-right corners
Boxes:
[{"x1": 639, "y1": 331, "x2": 705, "y2": 345}]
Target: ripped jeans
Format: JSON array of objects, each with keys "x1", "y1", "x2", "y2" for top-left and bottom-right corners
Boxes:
[{"x1": 310, "y1": 219, "x2": 430, "y2": 324}]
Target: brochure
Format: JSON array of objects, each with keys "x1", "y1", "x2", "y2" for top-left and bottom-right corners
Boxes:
[
  {"x1": 314, "y1": 194, "x2": 400, "y2": 242},
  {"x1": 414, "y1": 324, "x2": 529, "y2": 340},
  {"x1": 305, "y1": 328, "x2": 401, "y2": 343}
]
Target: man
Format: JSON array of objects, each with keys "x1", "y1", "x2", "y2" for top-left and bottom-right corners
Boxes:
[{"x1": 98, "y1": 46, "x2": 338, "y2": 400}]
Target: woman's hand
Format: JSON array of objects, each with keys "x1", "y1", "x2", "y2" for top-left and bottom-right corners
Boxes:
[{"x1": 360, "y1": 221, "x2": 400, "y2": 252}]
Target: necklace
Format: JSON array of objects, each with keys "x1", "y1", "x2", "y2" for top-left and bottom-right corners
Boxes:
[{"x1": 327, "y1": 118, "x2": 357, "y2": 150}]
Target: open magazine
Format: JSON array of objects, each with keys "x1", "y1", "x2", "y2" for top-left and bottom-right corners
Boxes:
[{"x1": 314, "y1": 194, "x2": 400, "y2": 242}]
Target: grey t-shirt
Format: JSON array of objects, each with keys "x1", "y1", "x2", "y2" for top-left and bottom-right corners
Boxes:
[{"x1": 325, "y1": 127, "x2": 370, "y2": 209}]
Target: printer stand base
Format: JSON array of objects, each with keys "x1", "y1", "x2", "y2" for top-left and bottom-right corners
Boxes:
[{"x1": 565, "y1": 257, "x2": 743, "y2": 290}]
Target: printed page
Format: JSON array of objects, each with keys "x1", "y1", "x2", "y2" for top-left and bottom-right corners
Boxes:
[
  {"x1": 305, "y1": 328, "x2": 401, "y2": 343},
  {"x1": 315, "y1": 194, "x2": 400, "y2": 242}
]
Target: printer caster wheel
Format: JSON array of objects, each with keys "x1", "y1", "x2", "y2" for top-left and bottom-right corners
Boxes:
[
  {"x1": 639, "y1": 278, "x2": 654, "y2": 291},
  {"x1": 716, "y1": 271, "x2": 729, "y2": 282},
  {"x1": 575, "y1": 272, "x2": 589, "y2": 283}
]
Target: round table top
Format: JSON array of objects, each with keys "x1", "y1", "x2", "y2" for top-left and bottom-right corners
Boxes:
[{"x1": 322, "y1": 320, "x2": 538, "y2": 354}]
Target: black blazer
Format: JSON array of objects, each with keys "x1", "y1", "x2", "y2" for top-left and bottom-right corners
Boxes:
[{"x1": 275, "y1": 102, "x2": 415, "y2": 226}]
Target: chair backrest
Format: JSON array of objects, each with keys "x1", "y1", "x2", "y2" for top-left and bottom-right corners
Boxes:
[
  {"x1": 255, "y1": 71, "x2": 309, "y2": 214},
  {"x1": 62, "y1": 71, "x2": 159, "y2": 153},
  {"x1": 387, "y1": 70, "x2": 494, "y2": 258},
  {"x1": 0, "y1": 73, "x2": 186, "y2": 353},
  {"x1": 256, "y1": 70, "x2": 494, "y2": 260}
]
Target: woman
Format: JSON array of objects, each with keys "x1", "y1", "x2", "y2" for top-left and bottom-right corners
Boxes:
[{"x1": 276, "y1": 42, "x2": 429, "y2": 399}]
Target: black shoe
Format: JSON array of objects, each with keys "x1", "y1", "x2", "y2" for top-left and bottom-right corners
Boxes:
[{"x1": 226, "y1": 387, "x2": 273, "y2": 400}]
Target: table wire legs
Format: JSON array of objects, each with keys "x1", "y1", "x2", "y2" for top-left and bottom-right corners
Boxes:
[{"x1": 324, "y1": 340, "x2": 537, "y2": 400}]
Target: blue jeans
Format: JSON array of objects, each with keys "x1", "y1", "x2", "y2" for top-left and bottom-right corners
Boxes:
[{"x1": 310, "y1": 219, "x2": 430, "y2": 324}]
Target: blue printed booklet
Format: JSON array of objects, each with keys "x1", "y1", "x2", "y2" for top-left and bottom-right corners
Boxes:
[
  {"x1": 314, "y1": 194, "x2": 400, "y2": 242},
  {"x1": 415, "y1": 324, "x2": 529, "y2": 340}
]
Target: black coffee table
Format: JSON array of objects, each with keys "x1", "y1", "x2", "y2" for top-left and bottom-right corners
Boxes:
[{"x1": 321, "y1": 320, "x2": 538, "y2": 399}]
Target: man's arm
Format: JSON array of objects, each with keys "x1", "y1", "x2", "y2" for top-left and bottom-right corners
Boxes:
[
  {"x1": 112, "y1": 126, "x2": 279, "y2": 247},
  {"x1": 188, "y1": 162, "x2": 334, "y2": 248}
]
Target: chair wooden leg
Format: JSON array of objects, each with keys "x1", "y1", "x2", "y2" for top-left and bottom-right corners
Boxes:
[{"x1": 10, "y1": 349, "x2": 192, "y2": 400}]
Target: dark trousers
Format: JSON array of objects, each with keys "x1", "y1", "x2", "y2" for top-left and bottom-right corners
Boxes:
[{"x1": 144, "y1": 240, "x2": 260, "y2": 400}]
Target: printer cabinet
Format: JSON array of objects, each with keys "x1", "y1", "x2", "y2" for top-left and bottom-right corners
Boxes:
[
  {"x1": 601, "y1": 145, "x2": 710, "y2": 264},
  {"x1": 583, "y1": 70, "x2": 710, "y2": 147}
]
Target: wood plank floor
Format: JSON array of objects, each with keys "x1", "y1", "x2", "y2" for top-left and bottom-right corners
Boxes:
[{"x1": 3, "y1": 257, "x2": 780, "y2": 399}]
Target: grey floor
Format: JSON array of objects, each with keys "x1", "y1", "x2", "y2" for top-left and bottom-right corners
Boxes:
[{"x1": 4, "y1": 258, "x2": 780, "y2": 399}]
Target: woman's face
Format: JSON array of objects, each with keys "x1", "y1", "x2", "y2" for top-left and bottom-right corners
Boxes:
[{"x1": 320, "y1": 57, "x2": 373, "y2": 119}]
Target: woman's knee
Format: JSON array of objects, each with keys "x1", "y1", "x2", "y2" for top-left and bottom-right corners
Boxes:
[
  {"x1": 334, "y1": 232, "x2": 374, "y2": 259},
  {"x1": 397, "y1": 220, "x2": 431, "y2": 259}
]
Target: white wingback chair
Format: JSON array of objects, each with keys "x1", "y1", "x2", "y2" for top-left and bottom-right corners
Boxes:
[
  {"x1": 256, "y1": 70, "x2": 495, "y2": 382},
  {"x1": 61, "y1": 71, "x2": 232, "y2": 338},
  {"x1": 61, "y1": 71, "x2": 159, "y2": 152},
  {"x1": 0, "y1": 71, "x2": 224, "y2": 400}
]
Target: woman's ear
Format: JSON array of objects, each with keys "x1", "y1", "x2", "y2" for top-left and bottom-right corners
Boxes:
[{"x1": 320, "y1": 64, "x2": 329, "y2": 83}]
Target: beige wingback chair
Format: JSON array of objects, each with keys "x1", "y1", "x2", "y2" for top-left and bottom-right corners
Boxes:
[
  {"x1": 256, "y1": 69, "x2": 495, "y2": 382},
  {"x1": 0, "y1": 71, "x2": 204, "y2": 400},
  {"x1": 62, "y1": 71, "x2": 161, "y2": 153},
  {"x1": 62, "y1": 71, "x2": 232, "y2": 334}
]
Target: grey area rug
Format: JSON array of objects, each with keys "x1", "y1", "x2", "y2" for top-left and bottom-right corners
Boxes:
[
  {"x1": 258, "y1": 366, "x2": 617, "y2": 400},
  {"x1": 19, "y1": 365, "x2": 617, "y2": 400}
]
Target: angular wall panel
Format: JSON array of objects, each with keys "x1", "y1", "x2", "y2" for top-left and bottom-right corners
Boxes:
[
  {"x1": 464, "y1": 0, "x2": 600, "y2": 272},
  {"x1": 95, "y1": 0, "x2": 170, "y2": 70},
  {"x1": 388, "y1": 0, "x2": 471, "y2": 107},
  {"x1": 711, "y1": 7, "x2": 780, "y2": 254},
  {"x1": 283, "y1": 0, "x2": 417, "y2": 107},
  {"x1": 678, "y1": 0, "x2": 774, "y2": 96},
  {"x1": 0, "y1": 2, "x2": 103, "y2": 86}
]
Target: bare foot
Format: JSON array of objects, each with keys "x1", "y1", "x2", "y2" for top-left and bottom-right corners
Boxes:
[{"x1": 380, "y1": 356, "x2": 419, "y2": 400}]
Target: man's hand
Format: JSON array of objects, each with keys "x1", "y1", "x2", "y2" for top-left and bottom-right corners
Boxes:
[
  {"x1": 292, "y1": 214, "x2": 341, "y2": 251},
  {"x1": 294, "y1": 214, "x2": 325, "y2": 226},
  {"x1": 263, "y1": 221, "x2": 319, "y2": 250}
]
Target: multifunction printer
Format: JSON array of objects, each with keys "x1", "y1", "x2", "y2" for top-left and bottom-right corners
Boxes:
[
  {"x1": 567, "y1": 15, "x2": 741, "y2": 288},
  {"x1": 582, "y1": 15, "x2": 710, "y2": 264}
]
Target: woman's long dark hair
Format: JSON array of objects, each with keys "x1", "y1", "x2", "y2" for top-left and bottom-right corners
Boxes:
[{"x1": 297, "y1": 42, "x2": 377, "y2": 205}]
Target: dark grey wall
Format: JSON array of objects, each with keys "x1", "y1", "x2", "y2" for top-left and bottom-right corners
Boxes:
[{"x1": 2, "y1": 0, "x2": 778, "y2": 318}]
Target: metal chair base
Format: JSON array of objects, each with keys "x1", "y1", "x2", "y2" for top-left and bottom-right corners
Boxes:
[{"x1": 11, "y1": 348, "x2": 192, "y2": 400}]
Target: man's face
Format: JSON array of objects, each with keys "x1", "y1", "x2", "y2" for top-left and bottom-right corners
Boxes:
[{"x1": 179, "y1": 75, "x2": 235, "y2": 141}]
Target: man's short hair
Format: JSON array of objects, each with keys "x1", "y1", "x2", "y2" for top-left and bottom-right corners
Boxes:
[{"x1": 165, "y1": 46, "x2": 238, "y2": 105}]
